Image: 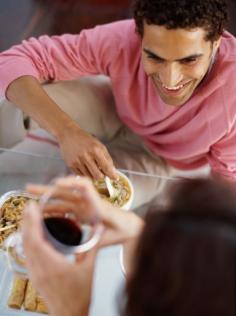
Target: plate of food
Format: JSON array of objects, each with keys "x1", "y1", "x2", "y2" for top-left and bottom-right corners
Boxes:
[
  {"x1": 0, "y1": 272, "x2": 49, "y2": 315},
  {"x1": 0, "y1": 191, "x2": 37, "y2": 249},
  {"x1": 0, "y1": 191, "x2": 48, "y2": 315}
]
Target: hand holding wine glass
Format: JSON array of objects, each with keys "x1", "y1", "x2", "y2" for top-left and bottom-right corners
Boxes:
[
  {"x1": 22, "y1": 200, "x2": 97, "y2": 316},
  {"x1": 20, "y1": 176, "x2": 144, "y2": 315},
  {"x1": 26, "y1": 176, "x2": 144, "y2": 248}
]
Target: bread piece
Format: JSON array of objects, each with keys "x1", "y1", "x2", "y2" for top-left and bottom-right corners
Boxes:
[
  {"x1": 24, "y1": 280, "x2": 37, "y2": 311},
  {"x1": 36, "y1": 295, "x2": 49, "y2": 314},
  {"x1": 8, "y1": 276, "x2": 27, "y2": 309}
]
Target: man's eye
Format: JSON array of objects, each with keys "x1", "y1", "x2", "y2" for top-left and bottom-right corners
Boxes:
[
  {"x1": 181, "y1": 58, "x2": 198, "y2": 65},
  {"x1": 147, "y1": 55, "x2": 163, "y2": 63}
]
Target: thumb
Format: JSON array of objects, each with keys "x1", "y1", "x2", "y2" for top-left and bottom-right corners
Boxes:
[{"x1": 22, "y1": 200, "x2": 43, "y2": 241}]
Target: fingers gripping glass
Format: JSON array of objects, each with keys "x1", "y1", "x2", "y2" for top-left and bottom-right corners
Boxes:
[{"x1": 5, "y1": 187, "x2": 104, "y2": 277}]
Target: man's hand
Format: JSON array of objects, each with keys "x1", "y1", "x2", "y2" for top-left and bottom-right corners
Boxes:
[
  {"x1": 7, "y1": 76, "x2": 117, "y2": 180},
  {"x1": 58, "y1": 121, "x2": 117, "y2": 180},
  {"x1": 22, "y1": 200, "x2": 96, "y2": 316}
]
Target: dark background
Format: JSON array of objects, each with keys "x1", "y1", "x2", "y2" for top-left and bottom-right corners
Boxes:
[{"x1": 0, "y1": 0, "x2": 236, "y2": 52}]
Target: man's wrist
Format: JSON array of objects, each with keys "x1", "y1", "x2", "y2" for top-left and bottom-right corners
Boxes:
[{"x1": 53, "y1": 116, "x2": 82, "y2": 142}]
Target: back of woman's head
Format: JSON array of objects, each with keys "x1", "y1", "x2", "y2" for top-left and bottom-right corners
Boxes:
[{"x1": 125, "y1": 178, "x2": 236, "y2": 316}]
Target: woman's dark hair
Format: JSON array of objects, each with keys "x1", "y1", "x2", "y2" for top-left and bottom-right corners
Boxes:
[
  {"x1": 132, "y1": 0, "x2": 228, "y2": 41},
  {"x1": 125, "y1": 178, "x2": 236, "y2": 316}
]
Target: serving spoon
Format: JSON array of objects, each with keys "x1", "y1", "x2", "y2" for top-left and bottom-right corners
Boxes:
[{"x1": 105, "y1": 176, "x2": 116, "y2": 198}]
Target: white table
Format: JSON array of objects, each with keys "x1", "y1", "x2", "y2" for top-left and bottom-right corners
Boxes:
[{"x1": 0, "y1": 148, "x2": 167, "y2": 316}]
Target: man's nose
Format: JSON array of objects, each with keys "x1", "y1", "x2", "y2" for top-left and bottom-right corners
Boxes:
[{"x1": 159, "y1": 62, "x2": 183, "y2": 87}]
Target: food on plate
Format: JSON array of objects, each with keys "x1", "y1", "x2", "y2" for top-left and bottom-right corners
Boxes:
[
  {"x1": 7, "y1": 276, "x2": 27, "y2": 309},
  {"x1": 24, "y1": 280, "x2": 37, "y2": 311},
  {"x1": 0, "y1": 196, "x2": 30, "y2": 247},
  {"x1": 93, "y1": 174, "x2": 132, "y2": 207},
  {"x1": 7, "y1": 244, "x2": 26, "y2": 268},
  {"x1": 8, "y1": 277, "x2": 48, "y2": 314},
  {"x1": 0, "y1": 193, "x2": 47, "y2": 314},
  {"x1": 36, "y1": 296, "x2": 48, "y2": 314}
]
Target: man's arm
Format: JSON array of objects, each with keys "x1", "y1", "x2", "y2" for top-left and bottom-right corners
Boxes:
[
  {"x1": 7, "y1": 75, "x2": 117, "y2": 179},
  {"x1": 0, "y1": 23, "x2": 128, "y2": 179},
  {"x1": 7, "y1": 76, "x2": 73, "y2": 139}
]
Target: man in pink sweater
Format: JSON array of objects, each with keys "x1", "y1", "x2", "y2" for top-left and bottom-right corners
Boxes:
[{"x1": 0, "y1": 0, "x2": 233, "y2": 207}]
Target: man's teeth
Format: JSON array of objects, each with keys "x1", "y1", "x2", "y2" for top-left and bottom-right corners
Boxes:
[{"x1": 162, "y1": 84, "x2": 184, "y2": 91}]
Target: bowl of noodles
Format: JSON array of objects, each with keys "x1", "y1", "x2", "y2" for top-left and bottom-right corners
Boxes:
[{"x1": 93, "y1": 170, "x2": 134, "y2": 210}]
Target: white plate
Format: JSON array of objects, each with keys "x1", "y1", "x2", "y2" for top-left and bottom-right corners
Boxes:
[
  {"x1": 0, "y1": 261, "x2": 44, "y2": 316},
  {"x1": 0, "y1": 191, "x2": 44, "y2": 315}
]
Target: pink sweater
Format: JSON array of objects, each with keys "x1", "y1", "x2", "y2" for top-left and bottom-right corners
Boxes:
[{"x1": 1, "y1": 20, "x2": 236, "y2": 179}]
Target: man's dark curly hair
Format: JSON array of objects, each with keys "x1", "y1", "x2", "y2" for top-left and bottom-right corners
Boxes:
[{"x1": 132, "y1": 0, "x2": 228, "y2": 41}]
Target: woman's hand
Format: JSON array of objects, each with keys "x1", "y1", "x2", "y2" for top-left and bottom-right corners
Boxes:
[
  {"x1": 26, "y1": 176, "x2": 144, "y2": 248},
  {"x1": 22, "y1": 200, "x2": 96, "y2": 316}
]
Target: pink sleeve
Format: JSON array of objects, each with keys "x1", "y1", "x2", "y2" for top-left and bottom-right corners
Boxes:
[
  {"x1": 208, "y1": 125, "x2": 236, "y2": 181},
  {"x1": 0, "y1": 25, "x2": 117, "y2": 98}
]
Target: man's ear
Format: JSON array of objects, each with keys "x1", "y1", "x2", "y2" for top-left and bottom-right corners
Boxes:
[{"x1": 213, "y1": 36, "x2": 222, "y2": 53}]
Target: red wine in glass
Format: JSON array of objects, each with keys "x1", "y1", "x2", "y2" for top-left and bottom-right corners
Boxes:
[{"x1": 44, "y1": 217, "x2": 82, "y2": 246}]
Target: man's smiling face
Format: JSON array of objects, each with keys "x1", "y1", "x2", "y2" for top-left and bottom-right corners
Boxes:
[{"x1": 141, "y1": 22, "x2": 221, "y2": 106}]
